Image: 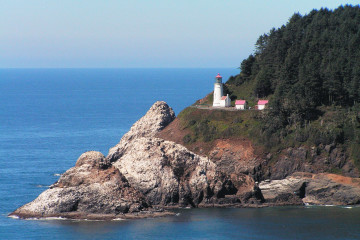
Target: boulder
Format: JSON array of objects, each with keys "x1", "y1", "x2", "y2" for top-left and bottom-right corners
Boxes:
[
  {"x1": 259, "y1": 172, "x2": 360, "y2": 206},
  {"x1": 303, "y1": 173, "x2": 360, "y2": 205}
]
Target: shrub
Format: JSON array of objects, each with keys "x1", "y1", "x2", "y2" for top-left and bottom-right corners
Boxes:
[
  {"x1": 232, "y1": 117, "x2": 243, "y2": 124},
  {"x1": 295, "y1": 129, "x2": 309, "y2": 142},
  {"x1": 188, "y1": 120, "x2": 197, "y2": 127},
  {"x1": 183, "y1": 134, "x2": 193, "y2": 144}
]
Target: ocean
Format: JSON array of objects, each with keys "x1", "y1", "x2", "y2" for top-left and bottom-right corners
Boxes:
[{"x1": 1, "y1": 68, "x2": 360, "y2": 240}]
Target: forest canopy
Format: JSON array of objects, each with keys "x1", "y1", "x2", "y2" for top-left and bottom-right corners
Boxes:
[{"x1": 227, "y1": 5, "x2": 360, "y2": 128}]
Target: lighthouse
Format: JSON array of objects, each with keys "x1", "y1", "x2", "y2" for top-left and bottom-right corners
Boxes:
[
  {"x1": 212, "y1": 73, "x2": 231, "y2": 107},
  {"x1": 213, "y1": 73, "x2": 223, "y2": 107}
]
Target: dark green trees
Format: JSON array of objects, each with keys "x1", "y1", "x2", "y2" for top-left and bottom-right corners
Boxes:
[
  {"x1": 225, "y1": 5, "x2": 360, "y2": 157},
  {"x1": 230, "y1": 5, "x2": 360, "y2": 126}
]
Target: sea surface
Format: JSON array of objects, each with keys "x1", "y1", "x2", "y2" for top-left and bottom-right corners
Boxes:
[{"x1": 1, "y1": 68, "x2": 360, "y2": 240}]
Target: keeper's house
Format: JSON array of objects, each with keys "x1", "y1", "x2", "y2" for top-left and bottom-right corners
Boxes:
[
  {"x1": 235, "y1": 100, "x2": 247, "y2": 110},
  {"x1": 257, "y1": 100, "x2": 269, "y2": 110},
  {"x1": 219, "y1": 94, "x2": 231, "y2": 107}
]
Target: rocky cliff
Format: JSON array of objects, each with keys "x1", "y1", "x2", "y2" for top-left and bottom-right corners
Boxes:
[
  {"x1": 10, "y1": 101, "x2": 360, "y2": 220},
  {"x1": 260, "y1": 172, "x2": 360, "y2": 205},
  {"x1": 106, "y1": 101, "x2": 261, "y2": 207},
  {"x1": 10, "y1": 151, "x2": 170, "y2": 220},
  {"x1": 10, "y1": 101, "x2": 179, "y2": 220}
]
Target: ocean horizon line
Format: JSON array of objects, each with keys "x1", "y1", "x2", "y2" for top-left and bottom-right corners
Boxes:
[{"x1": 0, "y1": 67, "x2": 237, "y2": 70}]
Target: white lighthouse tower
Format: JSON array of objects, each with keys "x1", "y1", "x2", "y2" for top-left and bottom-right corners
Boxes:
[{"x1": 213, "y1": 73, "x2": 224, "y2": 107}]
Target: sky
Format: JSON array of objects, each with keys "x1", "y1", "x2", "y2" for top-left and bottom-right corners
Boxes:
[{"x1": 1, "y1": 0, "x2": 359, "y2": 68}]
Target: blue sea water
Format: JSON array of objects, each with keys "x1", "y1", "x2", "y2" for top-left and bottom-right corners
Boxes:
[{"x1": 1, "y1": 68, "x2": 360, "y2": 240}]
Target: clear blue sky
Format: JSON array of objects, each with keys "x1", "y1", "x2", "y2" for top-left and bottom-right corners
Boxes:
[{"x1": 1, "y1": 0, "x2": 359, "y2": 68}]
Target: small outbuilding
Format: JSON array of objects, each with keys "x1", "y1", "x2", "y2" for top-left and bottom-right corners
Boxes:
[
  {"x1": 257, "y1": 100, "x2": 269, "y2": 110},
  {"x1": 235, "y1": 100, "x2": 247, "y2": 110},
  {"x1": 220, "y1": 94, "x2": 231, "y2": 107}
]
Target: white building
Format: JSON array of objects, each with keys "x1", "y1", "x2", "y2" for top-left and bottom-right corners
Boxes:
[
  {"x1": 213, "y1": 73, "x2": 224, "y2": 107},
  {"x1": 220, "y1": 94, "x2": 231, "y2": 107},
  {"x1": 235, "y1": 100, "x2": 247, "y2": 110},
  {"x1": 257, "y1": 100, "x2": 269, "y2": 110}
]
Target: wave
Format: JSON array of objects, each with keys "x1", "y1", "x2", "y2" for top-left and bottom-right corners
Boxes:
[{"x1": 8, "y1": 215, "x2": 67, "y2": 221}]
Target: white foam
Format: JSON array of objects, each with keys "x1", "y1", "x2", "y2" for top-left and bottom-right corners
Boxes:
[
  {"x1": 43, "y1": 217, "x2": 67, "y2": 220},
  {"x1": 24, "y1": 216, "x2": 67, "y2": 221},
  {"x1": 54, "y1": 173, "x2": 62, "y2": 177},
  {"x1": 36, "y1": 185, "x2": 50, "y2": 188}
]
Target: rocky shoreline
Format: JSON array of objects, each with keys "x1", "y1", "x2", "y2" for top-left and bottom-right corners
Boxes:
[{"x1": 9, "y1": 101, "x2": 360, "y2": 220}]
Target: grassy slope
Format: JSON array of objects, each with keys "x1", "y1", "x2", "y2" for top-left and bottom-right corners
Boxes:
[
  {"x1": 178, "y1": 82, "x2": 360, "y2": 173},
  {"x1": 181, "y1": 78, "x2": 268, "y2": 151},
  {"x1": 178, "y1": 107, "x2": 261, "y2": 143}
]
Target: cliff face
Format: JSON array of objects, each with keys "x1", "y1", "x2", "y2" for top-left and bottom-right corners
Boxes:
[
  {"x1": 10, "y1": 101, "x2": 360, "y2": 220},
  {"x1": 269, "y1": 146, "x2": 359, "y2": 180}
]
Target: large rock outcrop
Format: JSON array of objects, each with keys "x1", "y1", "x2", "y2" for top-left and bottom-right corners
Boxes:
[
  {"x1": 10, "y1": 151, "x2": 171, "y2": 220},
  {"x1": 107, "y1": 101, "x2": 260, "y2": 207},
  {"x1": 259, "y1": 172, "x2": 360, "y2": 205},
  {"x1": 110, "y1": 137, "x2": 259, "y2": 207},
  {"x1": 107, "y1": 101, "x2": 175, "y2": 163},
  {"x1": 112, "y1": 137, "x2": 216, "y2": 206}
]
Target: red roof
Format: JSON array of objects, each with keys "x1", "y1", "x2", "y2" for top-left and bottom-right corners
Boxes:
[
  {"x1": 221, "y1": 96, "x2": 228, "y2": 100},
  {"x1": 235, "y1": 100, "x2": 246, "y2": 105},
  {"x1": 216, "y1": 73, "x2": 222, "y2": 78},
  {"x1": 258, "y1": 100, "x2": 269, "y2": 105}
]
